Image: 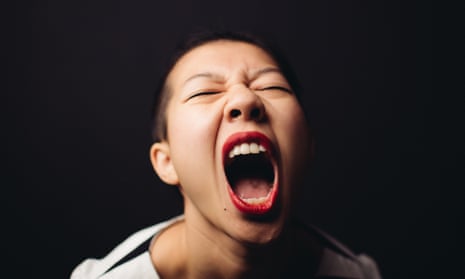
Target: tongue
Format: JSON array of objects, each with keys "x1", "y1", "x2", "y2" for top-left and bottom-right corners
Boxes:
[{"x1": 234, "y1": 178, "x2": 271, "y2": 199}]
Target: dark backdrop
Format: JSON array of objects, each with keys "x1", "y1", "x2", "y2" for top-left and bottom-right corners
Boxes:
[{"x1": 4, "y1": 1, "x2": 463, "y2": 278}]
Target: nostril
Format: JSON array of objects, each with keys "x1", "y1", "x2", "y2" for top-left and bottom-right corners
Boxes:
[
  {"x1": 230, "y1": 109, "x2": 241, "y2": 118},
  {"x1": 250, "y1": 107, "x2": 262, "y2": 119}
]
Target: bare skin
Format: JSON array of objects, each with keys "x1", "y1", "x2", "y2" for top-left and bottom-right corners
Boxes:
[
  {"x1": 150, "y1": 218, "x2": 322, "y2": 278},
  {"x1": 149, "y1": 40, "x2": 315, "y2": 278}
]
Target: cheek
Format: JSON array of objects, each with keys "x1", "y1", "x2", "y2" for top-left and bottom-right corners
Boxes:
[
  {"x1": 274, "y1": 99, "x2": 309, "y2": 143},
  {"x1": 166, "y1": 106, "x2": 220, "y2": 184},
  {"x1": 168, "y1": 108, "x2": 212, "y2": 146},
  {"x1": 274, "y1": 101, "x2": 311, "y2": 176}
]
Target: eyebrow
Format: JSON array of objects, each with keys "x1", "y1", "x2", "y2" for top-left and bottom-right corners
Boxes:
[
  {"x1": 183, "y1": 72, "x2": 223, "y2": 85},
  {"x1": 183, "y1": 67, "x2": 284, "y2": 86},
  {"x1": 250, "y1": 67, "x2": 283, "y2": 80}
]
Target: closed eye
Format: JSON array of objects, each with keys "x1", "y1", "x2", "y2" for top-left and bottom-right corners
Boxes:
[
  {"x1": 187, "y1": 91, "x2": 221, "y2": 100},
  {"x1": 258, "y1": 86, "x2": 292, "y2": 93}
]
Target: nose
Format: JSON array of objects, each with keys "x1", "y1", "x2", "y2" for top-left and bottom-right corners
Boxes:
[{"x1": 225, "y1": 86, "x2": 266, "y2": 122}]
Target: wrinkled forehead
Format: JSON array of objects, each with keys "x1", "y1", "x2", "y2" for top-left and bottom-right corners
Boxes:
[{"x1": 165, "y1": 40, "x2": 281, "y2": 89}]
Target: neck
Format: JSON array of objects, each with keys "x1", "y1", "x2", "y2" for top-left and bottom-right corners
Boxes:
[
  {"x1": 190, "y1": 223, "x2": 292, "y2": 278},
  {"x1": 151, "y1": 213, "x2": 321, "y2": 279}
]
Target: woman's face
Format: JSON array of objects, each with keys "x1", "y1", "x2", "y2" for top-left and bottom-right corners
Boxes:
[{"x1": 153, "y1": 40, "x2": 311, "y2": 244}]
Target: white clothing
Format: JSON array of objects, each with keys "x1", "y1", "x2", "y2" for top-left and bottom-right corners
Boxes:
[{"x1": 71, "y1": 215, "x2": 381, "y2": 279}]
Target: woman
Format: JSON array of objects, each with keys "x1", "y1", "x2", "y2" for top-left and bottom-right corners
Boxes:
[{"x1": 72, "y1": 31, "x2": 382, "y2": 279}]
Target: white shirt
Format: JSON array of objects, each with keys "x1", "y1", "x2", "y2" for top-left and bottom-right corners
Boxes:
[{"x1": 71, "y1": 215, "x2": 381, "y2": 279}]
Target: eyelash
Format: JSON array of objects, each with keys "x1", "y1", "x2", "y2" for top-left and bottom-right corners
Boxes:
[
  {"x1": 187, "y1": 86, "x2": 291, "y2": 100},
  {"x1": 187, "y1": 91, "x2": 220, "y2": 100},
  {"x1": 258, "y1": 86, "x2": 292, "y2": 93}
]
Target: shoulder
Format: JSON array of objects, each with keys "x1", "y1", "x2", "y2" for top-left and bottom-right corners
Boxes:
[
  {"x1": 298, "y1": 222, "x2": 383, "y2": 279},
  {"x1": 70, "y1": 216, "x2": 184, "y2": 279}
]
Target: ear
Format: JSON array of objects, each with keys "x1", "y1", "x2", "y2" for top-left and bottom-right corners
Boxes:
[{"x1": 150, "y1": 141, "x2": 179, "y2": 185}]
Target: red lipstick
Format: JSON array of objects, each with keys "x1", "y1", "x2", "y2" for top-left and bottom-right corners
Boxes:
[{"x1": 222, "y1": 131, "x2": 278, "y2": 215}]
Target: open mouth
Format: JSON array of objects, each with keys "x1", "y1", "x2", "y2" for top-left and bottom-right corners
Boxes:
[{"x1": 222, "y1": 132, "x2": 278, "y2": 214}]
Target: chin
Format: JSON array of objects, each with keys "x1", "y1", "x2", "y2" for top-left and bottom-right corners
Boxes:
[{"x1": 225, "y1": 208, "x2": 289, "y2": 246}]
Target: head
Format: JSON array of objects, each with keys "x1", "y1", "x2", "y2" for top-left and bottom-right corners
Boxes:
[
  {"x1": 150, "y1": 31, "x2": 312, "y2": 245},
  {"x1": 151, "y1": 31, "x2": 306, "y2": 143}
]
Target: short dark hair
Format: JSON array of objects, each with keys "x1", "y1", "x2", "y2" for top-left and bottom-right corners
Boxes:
[{"x1": 151, "y1": 30, "x2": 303, "y2": 142}]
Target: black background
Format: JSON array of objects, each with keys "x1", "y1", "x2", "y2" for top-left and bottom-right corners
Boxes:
[{"x1": 4, "y1": 1, "x2": 463, "y2": 278}]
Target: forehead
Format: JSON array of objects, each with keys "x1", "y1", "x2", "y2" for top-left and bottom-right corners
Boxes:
[{"x1": 166, "y1": 40, "x2": 279, "y2": 85}]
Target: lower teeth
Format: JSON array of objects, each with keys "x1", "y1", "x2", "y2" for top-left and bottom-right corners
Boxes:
[
  {"x1": 240, "y1": 192, "x2": 271, "y2": 204},
  {"x1": 242, "y1": 197, "x2": 267, "y2": 204}
]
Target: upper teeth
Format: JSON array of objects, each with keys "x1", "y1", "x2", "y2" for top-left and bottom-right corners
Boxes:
[{"x1": 228, "y1": 142, "x2": 267, "y2": 158}]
